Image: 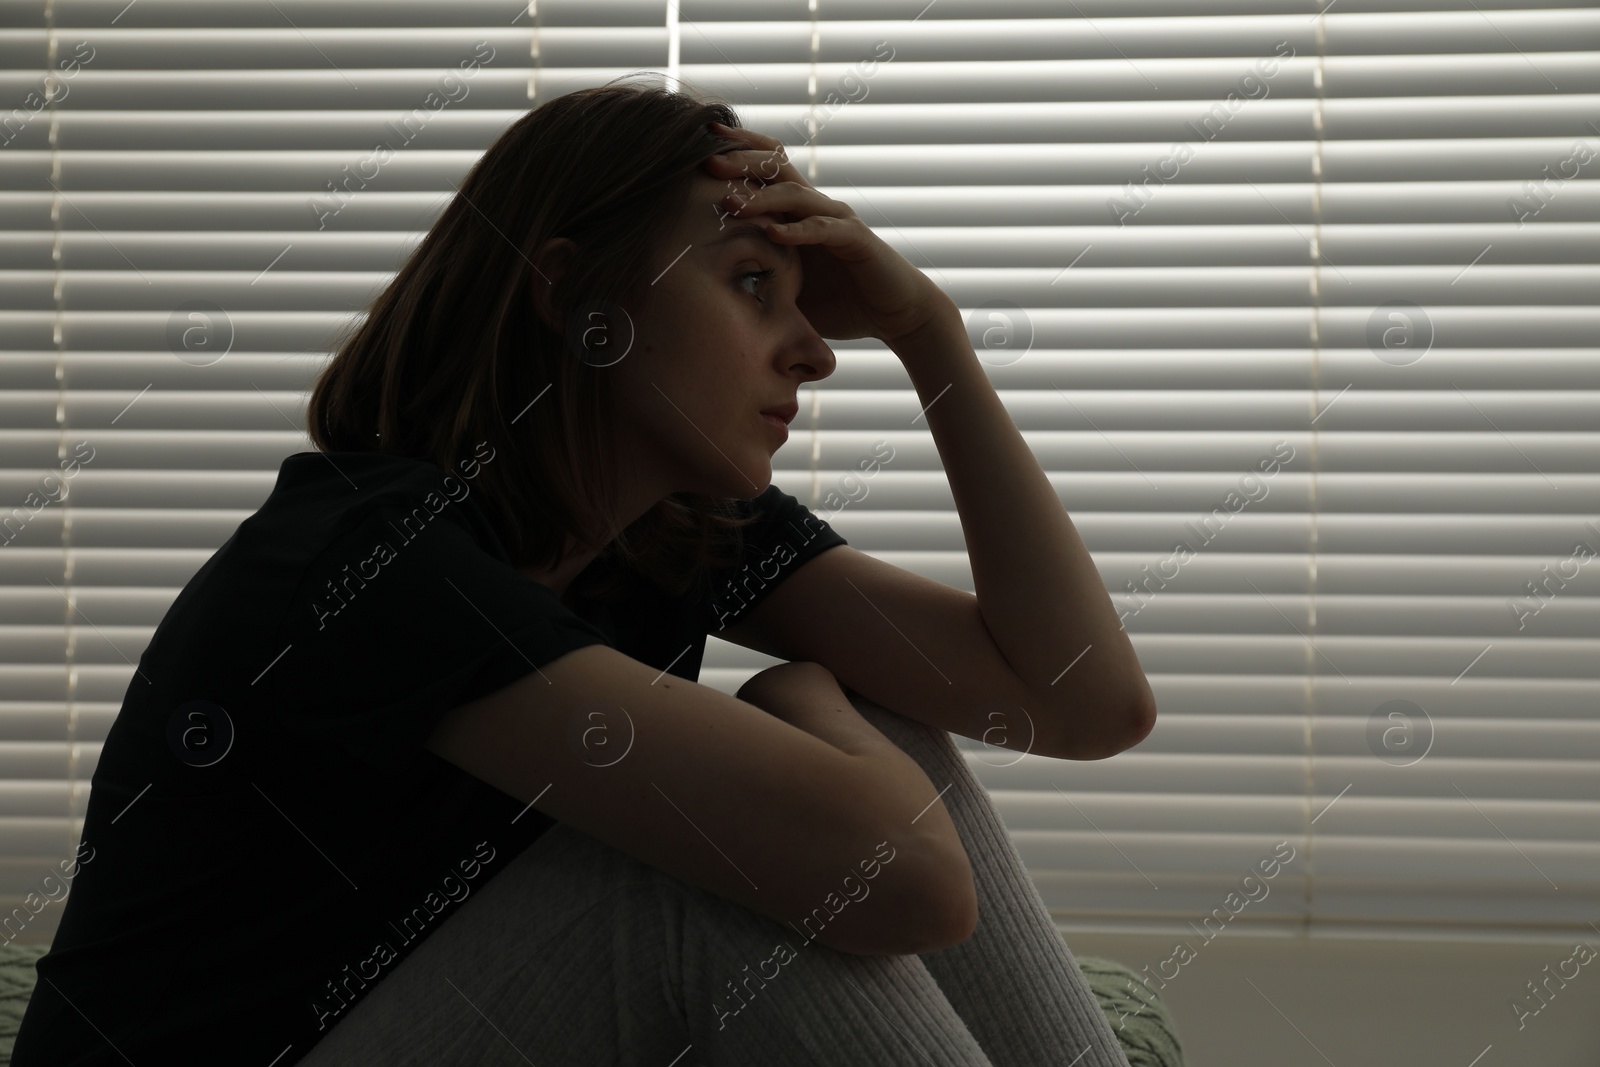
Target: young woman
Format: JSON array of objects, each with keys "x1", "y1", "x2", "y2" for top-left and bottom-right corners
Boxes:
[{"x1": 15, "y1": 80, "x2": 1150, "y2": 1066}]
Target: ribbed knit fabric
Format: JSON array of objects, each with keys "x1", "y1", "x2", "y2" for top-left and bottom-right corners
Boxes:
[
  {"x1": 293, "y1": 810, "x2": 1017, "y2": 1067},
  {"x1": 851, "y1": 693, "x2": 1137, "y2": 1067}
]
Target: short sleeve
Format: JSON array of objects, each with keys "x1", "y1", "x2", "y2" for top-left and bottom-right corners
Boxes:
[
  {"x1": 702, "y1": 482, "x2": 849, "y2": 635},
  {"x1": 263, "y1": 486, "x2": 612, "y2": 774}
]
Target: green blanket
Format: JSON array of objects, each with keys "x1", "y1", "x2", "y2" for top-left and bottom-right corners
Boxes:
[
  {"x1": 0, "y1": 942, "x2": 1182, "y2": 1065},
  {"x1": 1076, "y1": 954, "x2": 1187, "y2": 1067},
  {"x1": 0, "y1": 944, "x2": 45, "y2": 1063}
]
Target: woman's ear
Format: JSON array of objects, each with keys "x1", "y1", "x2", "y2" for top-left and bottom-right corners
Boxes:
[{"x1": 530, "y1": 237, "x2": 579, "y2": 335}]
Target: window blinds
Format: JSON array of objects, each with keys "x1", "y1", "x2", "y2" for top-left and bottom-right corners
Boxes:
[{"x1": 1, "y1": 0, "x2": 1595, "y2": 946}]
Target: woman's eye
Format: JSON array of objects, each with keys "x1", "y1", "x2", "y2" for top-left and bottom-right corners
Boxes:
[{"x1": 738, "y1": 268, "x2": 776, "y2": 301}]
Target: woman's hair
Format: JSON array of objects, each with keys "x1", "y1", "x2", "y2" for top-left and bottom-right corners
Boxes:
[{"x1": 307, "y1": 76, "x2": 764, "y2": 606}]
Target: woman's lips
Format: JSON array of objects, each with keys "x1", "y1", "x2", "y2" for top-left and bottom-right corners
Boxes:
[{"x1": 760, "y1": 412, "x2": 789, "y2": 440}]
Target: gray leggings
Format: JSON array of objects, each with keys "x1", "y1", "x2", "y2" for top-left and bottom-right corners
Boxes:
[{"x1": 297, "y1": 695, "x2": 1134, "y2": 1067}]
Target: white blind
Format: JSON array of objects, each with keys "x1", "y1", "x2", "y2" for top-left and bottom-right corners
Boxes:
[{"x1": 2, "y1": 0, "x2": 1596, "y2": 946}]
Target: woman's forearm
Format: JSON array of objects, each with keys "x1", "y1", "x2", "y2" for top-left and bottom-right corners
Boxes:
[
  {"x1": 743, "y1": 663, "x2": 908, "y2": 760},
  {"x1": 888, "y1": 303, "x2": 1156, "y2": 752},
  {"x1": 739, "y1": 664, "x2": 974, "y2": 910}
]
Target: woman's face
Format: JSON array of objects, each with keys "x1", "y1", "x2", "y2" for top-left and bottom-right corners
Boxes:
[{"x1": 599, "y1": 171, "x2": 837, "y2": 507}]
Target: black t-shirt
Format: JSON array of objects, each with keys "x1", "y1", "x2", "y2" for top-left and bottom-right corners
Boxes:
[{"x1": 12, "y1": 449, "x2": 847, "y2": 1067}]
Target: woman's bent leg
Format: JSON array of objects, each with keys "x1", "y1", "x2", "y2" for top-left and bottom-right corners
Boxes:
[
  {"x1": 297, "y1": 815, "x2": 1002, "y2": 1067},
  {"x1": 850, "y1": 694, "x2": 1135, "y2": 1067},
  {"x1": 668, "y1": 863, "x2": 998, "y2": 1066},
  {"x1": 295, "y1": 820, "x2": 698, "y2": 1067}
]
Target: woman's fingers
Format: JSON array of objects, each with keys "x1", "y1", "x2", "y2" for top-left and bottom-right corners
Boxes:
[
  {"x1": 725, "y1": 189, "x2": 882, "y2": 276},
  {"x1": 706, "y1": 125, "x2": 808, "y2": 189},
  {"x1": 720, "y1": 182, "x2": 871, "y2": 256},
  {"x1": 721, "y1": 180, "x2": 849, "y2": 222},
  {"x1": 710, "y1": 120, "x2": 786, "y2": 156},
  {"x1": 708, "y1": 151, "x2": 796, "y2": 189}
]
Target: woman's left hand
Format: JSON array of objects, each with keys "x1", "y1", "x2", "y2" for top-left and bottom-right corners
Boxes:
[{"x1": 703, "y1": 121, "x2": 956, "y2": 346}]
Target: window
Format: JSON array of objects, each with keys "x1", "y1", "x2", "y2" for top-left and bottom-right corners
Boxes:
[{"x1": 3, "y1": 0, "x2": 1595, "y2": 945}]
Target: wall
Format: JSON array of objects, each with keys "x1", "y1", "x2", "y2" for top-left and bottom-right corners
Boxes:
[{"x1": 1064, "y1": 928, "x2": 1600, "y2": 1067}]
